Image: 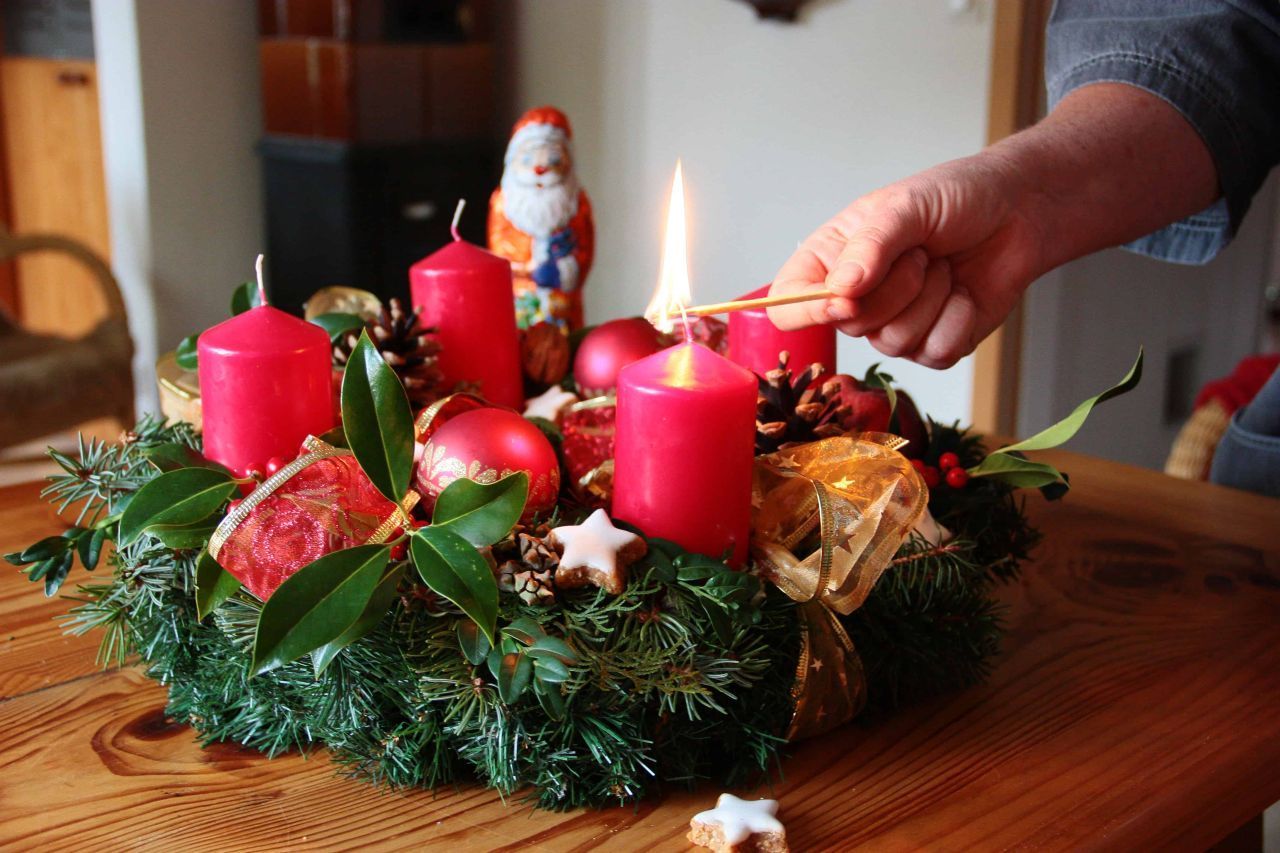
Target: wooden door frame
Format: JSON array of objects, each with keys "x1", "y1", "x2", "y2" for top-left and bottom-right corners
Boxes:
[{"x1": 970, "y1": 0, "x2": 1052, "y2": 436}]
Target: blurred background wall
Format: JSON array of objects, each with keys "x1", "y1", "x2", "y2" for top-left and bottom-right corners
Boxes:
[{"x1": 495, "y1": 0, "x2": 994, "y2": 423}]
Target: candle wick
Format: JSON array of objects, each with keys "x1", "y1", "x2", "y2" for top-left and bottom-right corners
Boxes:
[
  {"x1": 255, "y1": 253, "x2": 268, "y2": 306},
  {"x1": 451, "y1": 199, "x2": 466, "y2": 241},
  {"x1": 678, "y1": 302, "x2": 693, "y2": 344}
]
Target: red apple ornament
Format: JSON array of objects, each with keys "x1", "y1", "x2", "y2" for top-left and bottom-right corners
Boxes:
[
  {"x1": 414, "y1": 408, "x2": 560, "y2": 519},
  {"x1": 573, "y1": 318, "x2": 666, "y2": 396},
  {"x1": 824, "y1": 374, "x2": 928, "y2": 459}
]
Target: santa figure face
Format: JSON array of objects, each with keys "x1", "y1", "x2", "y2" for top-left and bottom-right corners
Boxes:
[{"x1": 511, "y1": 137, "x2": 572, "y2": 189}]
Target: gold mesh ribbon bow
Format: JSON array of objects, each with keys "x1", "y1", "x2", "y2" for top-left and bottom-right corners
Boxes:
[{"x1": 751, "y1": 434, "x2": 927, "y2": 740}]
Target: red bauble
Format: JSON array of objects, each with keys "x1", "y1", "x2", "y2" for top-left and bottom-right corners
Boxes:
[
  {"x1": 573, "y1": 318, "x2": 666, "y2": 396},
  {"x1": 414, "y1": 408, "x2": 560, "y2": 519}
]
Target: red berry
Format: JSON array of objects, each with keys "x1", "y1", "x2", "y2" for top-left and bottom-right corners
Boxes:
[
  {"x1": 910, "y1": 459, "x2": 927, "y2": 473},
  {"x1": 938, "y1": 452, "x2": 960, "y2": 471},
  {"x1": 264, "y1": 456, "x2": 286, "y2": 476},
  {"x1": 391, "y1": 541, "x2": 407, "y2": 560},
  {"x1": 921, "y1": 465, "x2": 942, "y2": 489},
  {"x1": 945, "y1": 467, "x2": 970, "y2": 489}
]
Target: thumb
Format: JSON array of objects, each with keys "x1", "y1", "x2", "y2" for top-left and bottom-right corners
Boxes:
[{"x1": 825, "y1": 193, "x2": 933, "y2": 297}]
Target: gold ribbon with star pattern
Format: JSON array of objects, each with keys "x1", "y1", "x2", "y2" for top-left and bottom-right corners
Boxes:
[{"x1": 751, "y1": 434, "x2": 927, "y2": 740}]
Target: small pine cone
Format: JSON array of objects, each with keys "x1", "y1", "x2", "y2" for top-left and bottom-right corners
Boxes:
[
  {"x1": 521, "y1": 322, "x2": 571, "y2": 386},
  {"x1": 517, "y1": 533, "x2": 559, "y2": 573},
  {"x1": 499, "y1": 562, "x2": 556, "y2": 606}
]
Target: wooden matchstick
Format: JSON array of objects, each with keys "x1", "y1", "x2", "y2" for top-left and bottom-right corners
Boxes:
[{"x1": 666, "y1": 288, "x2": 835, "y2": 319}]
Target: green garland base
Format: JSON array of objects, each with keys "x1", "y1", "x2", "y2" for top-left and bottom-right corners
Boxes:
[{"x1": 41, "y1": 418, "x2": 1035, "y2": 810}]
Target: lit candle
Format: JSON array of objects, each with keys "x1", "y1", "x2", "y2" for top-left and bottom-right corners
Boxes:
[
  {"x1": 199, "y1": 256, "x2": 334, "y2": 475},
  {"x1": 612, "y1": 164, "x2": 756, "y2": 564},
  {"x1": 727, "y1": 283, "x2": 837, "y2": 378},
  {"x1": 410, "y1": 202, "x2": 524, "y2": 410}
]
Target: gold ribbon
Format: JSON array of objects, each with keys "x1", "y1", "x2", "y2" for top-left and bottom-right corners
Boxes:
[
  {"x1": 750, "y1": 433, "x2": 927, "y2": 740},
  {"x1": 413, "y1": 392, "x2": 491, "y2": 441},
  {"x1": 208, "y1": 436, "x2": 419, "y2": 561}
]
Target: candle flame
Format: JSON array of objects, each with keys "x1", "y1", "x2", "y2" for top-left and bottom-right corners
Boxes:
[{"x1": 644, "y1": 161, "x2": 692, "y2": 334}]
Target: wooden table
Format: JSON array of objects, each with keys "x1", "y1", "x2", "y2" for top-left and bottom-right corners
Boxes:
[{"x1": 1, "y1": 449, "x2": 1278, "y2": 851}]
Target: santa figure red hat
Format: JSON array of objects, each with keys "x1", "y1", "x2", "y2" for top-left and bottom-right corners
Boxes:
[{"x1": 489, "y1": 106, "x2": 595, "y2": 331}]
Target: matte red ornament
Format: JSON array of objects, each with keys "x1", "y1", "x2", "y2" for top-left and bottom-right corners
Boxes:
[
  {"x1": 573, "y1": 317, "x2": 666, "y2": 396},
  {"x1": 415, "y1": 408, "x2": 560, "y2": 519}
]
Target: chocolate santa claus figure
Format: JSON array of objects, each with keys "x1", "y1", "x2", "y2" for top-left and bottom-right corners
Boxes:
[{"x1": 489, "y1": 106, "x2": 594, "y2": 331}]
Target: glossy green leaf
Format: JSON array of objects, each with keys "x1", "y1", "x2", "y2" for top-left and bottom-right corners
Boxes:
[
  {"x1": 311, "y1": 564, "x2": 406, "y2": 676},
  {"x1": 175, "y1": 334, "x2": 199, "y2": 371},
  {"x1": 965, "y1": 452, "x2": 1066, "y2": 488},
  {"x1": 525, "y1": 635, "x2": 576, "y2": 665},
  {"x1": 532, "y1": 656, "x2": 570, "y2": 683},
  {"x1": 230, "y1": 280, "x2": 262, "y2": 315},
  {"x1": 501, "y1": 615, "x2": 545, "y2": 646},
  {"x1": 43, "y1": 552, "x2": 74, "y2": 597},
  {"x1": 341, "y1": 331, "x2": 415, "y2": 503},
  {"x1": 316, "y1": 426, "x2": 349, "y2": 449},
  {"x1": 149, "y1": 520, "x2": 219, "y2": 550},
  {"x1": 410, "y1": 525, "x2": 498, "y2": 644},
  {"x1": 534, "y1": 676, "x2": 566, "y2": 720},
  {"x1": 432, "y1": 472, "x2": 529, "y2": 547},
  {"x1": 310, "y1": 312, "x2": 366, "y2": 345},
  {"x1": 77, "y1": 526, "x2": 106, "y2": 571},
  {"x1": 117, "y1": 468, "x2": 236, "y2": 547},
  {"x1": 456, "y1": 619, "x2": 492, "y2": 665},
  {"x1": 8, "y1": 536, "x2": 70, "y2": 566},
  {"x1": 496, "y1": 650, "x2": 533, "y2": 704},
  {"x1": 251, "y1": 543, "x2": 390, "y2": 676},
  {"x1": 142, "y1": 442, "x2": 231, "y2": 475},
  {"x1": 195, "y1": 550, "x2": 242, "y2": 620}
]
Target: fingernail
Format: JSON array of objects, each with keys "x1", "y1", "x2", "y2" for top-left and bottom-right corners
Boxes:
[
  {"x1": 833, "y1": 262, "x2": 864, "y2": 289},
  {"x1": 826, "y1": 299, "x2": 854, "y2": 322}
]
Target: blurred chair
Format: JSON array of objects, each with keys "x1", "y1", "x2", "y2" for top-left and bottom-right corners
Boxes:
[{"x1": 0, "y1": 227, "x2": 134, "y2": 450}]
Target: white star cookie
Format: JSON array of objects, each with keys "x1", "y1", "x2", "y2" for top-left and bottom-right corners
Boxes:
[
  {"x1": 688, "y1": 794, "x2": 788, "y2": 852},
  {"x1": 523, "y1": 386, "x2": 579, "y2": 423},
  {"x1": 547, "y1": 509, "x2": 646, "y2": 595}
]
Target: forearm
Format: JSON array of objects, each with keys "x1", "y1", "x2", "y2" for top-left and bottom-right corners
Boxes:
[{"x1": 990, "y1": 83, "x2": 1219, "y2": 274}]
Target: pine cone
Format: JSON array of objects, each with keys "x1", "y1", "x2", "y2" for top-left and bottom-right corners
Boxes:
[
  {"x1": 333, "y1": 298, "x2": 444, "y2": 407},
  {"x1": 497, "y1": 533, "x2": 559, "y2": 605},
  {"x1": 755, "y1": 352, "x2": 851, "y2": 453}
]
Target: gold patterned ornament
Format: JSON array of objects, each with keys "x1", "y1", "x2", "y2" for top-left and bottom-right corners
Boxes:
[{"x1": 750, "y1": 433, "x2": 927, "y2": 739}]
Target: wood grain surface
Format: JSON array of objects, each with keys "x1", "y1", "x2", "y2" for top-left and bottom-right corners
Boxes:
[{"x1": 1, "y1": 452, "x2": 1278, "y2": 851}]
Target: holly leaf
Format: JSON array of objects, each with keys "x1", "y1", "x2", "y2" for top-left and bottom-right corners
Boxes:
[
  {"x1": 311, "y1": 563, "x2": 406, "y2": 676},
  {"x1": 117, "y1": 468, "x2": 237, "y2": 547},
  {"x1": 456, "y1": 619, "x2": 492, "y2": 665},
  {"x1": 251, "y1": 543, "x2": 390, "y2": 676},
  {"x1": 432, "y1": 473, "x2": 529, "y2": 547},
  {"x1": 196, "y1": 550, "x2": 241, "y2": 620},
  {"x1": 341, "y1": 331, "x2": 415, "y2": 504},
  {"x1": 410, "y1": 525, "x2": 498, "y2": 644},
  {"x1": 310, "y1": 312, "x2": 366, "y2": 345},
  {"x1": 230, "y1": 280, "x2": 261, "y2": 315},
  {"x1": 175, "y1": 334, "x2": 199, "y2": 371},
  {"x1": 142, "y1": 442, "x2": 232, "y2": 475},
  {"x1": 495, "y1": 650, "x2": 533, "y2": 704}
]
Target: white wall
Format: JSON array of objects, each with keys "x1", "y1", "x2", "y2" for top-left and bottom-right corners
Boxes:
[
  {"x1": 93, "y1": 0, "x2": 263, "y2": 414},
  {"x1": 496, "y1": 0, "x2": 993, "y2": 423}
]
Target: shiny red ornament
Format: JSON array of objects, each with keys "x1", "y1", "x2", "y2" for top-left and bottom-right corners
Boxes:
[
  {"x1": 414, "y1": 408, "x2": 560, "y2": 519},
  {"x1": 573, "y1": 318, "x2": 666, "y2": 396}
]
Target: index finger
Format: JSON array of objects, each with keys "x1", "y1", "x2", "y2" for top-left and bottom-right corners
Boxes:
[{"x1": 766, "y1": 231, "x2": 853, "y2": 330}]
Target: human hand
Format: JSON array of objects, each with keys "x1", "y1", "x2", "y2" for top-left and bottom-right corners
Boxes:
[{"x1": 767, "y1": 153, "x2": 1048, "y2": 369}]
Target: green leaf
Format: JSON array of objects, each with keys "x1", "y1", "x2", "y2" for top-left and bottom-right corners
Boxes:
[
  {"x1": 230, "y1": 280, "x2": 261, "y2": 315},
  {"x1": 456, "y1": 619, "x2": 492, "y2": 665},
  {"x1": 43, "y1": 552, "x2": 74, "y2": 597},
  {"x1": 311, "y1": 564, "x2": 405, "y2": 676},
  {"x1": 310, "y1": 312, "x2": 366, "y2": 345},
  {"x1": 251, "y1": 543, "x2": 390, "y2": 676},
  {"x1": 341, "y1": 331, "x2": 415, "y2": 503},
  {"x1": 502, "y1": 616, "x2": 546, "y2": 646},
  {"x1": 496, "y1": 651, "x2": 533, "y2": 704},
  {"x1": 432, "y1": 473, "x2": 529, "y2": 547},
  {"x1": 316, "y1": 426, "x2": 349, "y2": 449},
  {"x1": 195, "y1": 550, "x2": 241, "y2": 620},
  {"x1": 965, "y1": 452, "x2": 1066, "y2": 488},
  {"x1": 989, "y1": 348, "x2": 1143, "y2": 456},
  {"x1": 9, "y1": 536, "x2": 71, "y2": 566},
  {"x1": 175, "y1": 334, "x2": 199, "y2": 371},
  {"x1": 142, "y1": 442, "x2": 231, "y2": 475},
  {"x1": 864, "y1": 363, "x2": 898, "y2": 425},
  {"x1": 410, "y1": 526, "x2": 498, "y2": 644},
  {"x1": 149, "y1": 520, "x2": 220, "y2": 550},
  {"x1": 534, "y1": 676, "x2": 566, "y2": 720},
  {"x1": 525, "y1": 635, "x2": 577, "y2": 665},
  {"x1": 117, "y1": 468, "x2": 236, "y2": 547},
  {"x1": 77, "y1": 526, "x2": 106, "y2": 571},
  {"x1": 532, "y1": 656, "x2": 570, "y2": 683}
]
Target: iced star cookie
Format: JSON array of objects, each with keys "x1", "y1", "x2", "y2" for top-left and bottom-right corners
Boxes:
[{"x1": 688, "y1": 794, "x2": 788, "y2": 853}]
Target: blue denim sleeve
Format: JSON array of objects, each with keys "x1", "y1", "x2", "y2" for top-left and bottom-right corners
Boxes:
[{"x1": 1045, "y1": 0, "x2": 1280, "y2": 265}]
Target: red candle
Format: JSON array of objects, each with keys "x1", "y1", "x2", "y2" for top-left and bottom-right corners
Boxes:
[
  {"x1": 198, "y1": 304, "x2": 334, "y2": 475},
  {"x1": 613, "y1": 342, "x2": 756, "y2": 564},
  {"x1": 410, "y1": 231, "x2": 523, "y2": 410},
  {"x1": 728, "y1": 283, "x2": 837, "y2": 378}
]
